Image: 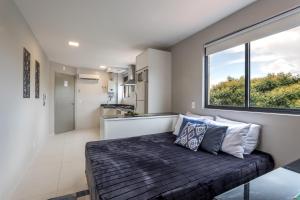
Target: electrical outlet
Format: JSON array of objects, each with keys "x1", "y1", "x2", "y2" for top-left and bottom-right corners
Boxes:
[{"x1": 191, "y1": 101, "x2": 196, "y2": 109}]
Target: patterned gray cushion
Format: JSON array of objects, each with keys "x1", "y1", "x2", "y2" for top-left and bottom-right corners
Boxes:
[{"x1": 174, "y1": 121, "x2": 207, "y2": 151}]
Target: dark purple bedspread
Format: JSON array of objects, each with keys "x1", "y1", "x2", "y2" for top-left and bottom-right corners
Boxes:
[{"x1": 85, "y1": 132, "x2": 274, "y2": 200}]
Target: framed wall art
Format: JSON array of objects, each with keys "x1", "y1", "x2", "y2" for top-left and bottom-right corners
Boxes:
[
  {"x1": 35, "y1": 60, "x2": 40, "y2": 98},
  {"x1": 23, "y1": 48, "x2": 30, "y2": 98}
]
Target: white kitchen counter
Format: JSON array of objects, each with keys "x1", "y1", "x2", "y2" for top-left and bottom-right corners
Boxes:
[
  {"x1": 103, "y1": 113, "x2": 177, "y2": 120},
  {"x1": 100, "y1": 113, "x2": 178, "y2": 140}
]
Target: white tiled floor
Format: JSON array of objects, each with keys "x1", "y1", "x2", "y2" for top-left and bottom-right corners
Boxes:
[{"x1": 11, "y1": 129, "x2": 100, "y2": 200}]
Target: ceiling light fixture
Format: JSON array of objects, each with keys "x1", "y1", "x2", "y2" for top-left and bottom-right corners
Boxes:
[
  {"x1": 68, "y1": 41, "x2": 79, "y2": 47},
  {"x1": 99, "y1": 65, "x2": 107, "y2": 69}
]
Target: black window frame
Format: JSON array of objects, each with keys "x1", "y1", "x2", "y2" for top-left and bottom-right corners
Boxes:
[{"x1": 204, "y1": 42, "x2": 300, "y2": 115}]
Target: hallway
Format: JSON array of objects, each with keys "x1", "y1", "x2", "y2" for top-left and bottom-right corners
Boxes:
[{"x1": 12, "y1": 129, "x2": 99, "y2": 200}]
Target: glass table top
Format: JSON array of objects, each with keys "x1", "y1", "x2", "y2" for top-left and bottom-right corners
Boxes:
[{"x1": 215, "y1": 167, "x2": 300, "y2": 200}]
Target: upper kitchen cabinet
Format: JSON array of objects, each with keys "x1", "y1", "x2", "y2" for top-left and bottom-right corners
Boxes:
[
  {"x1": 136, "y1": 50, "x2": 148, "y2": 71},
  {"x1": 136, "y1": 49, "x2": 171, "y2": 114}
]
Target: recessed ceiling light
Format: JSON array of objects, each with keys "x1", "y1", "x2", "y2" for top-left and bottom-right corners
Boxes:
[
  {"x1": 99, "y1": 65, "x2": 107, "y2": 69},
  {"x1": 68, "y1": 41, "x2": 79, "y2": 47}
]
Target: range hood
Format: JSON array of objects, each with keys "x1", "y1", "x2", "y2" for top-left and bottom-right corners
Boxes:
[{"x1": 123, "y1": 65, "x2": 136, "y2": 85}]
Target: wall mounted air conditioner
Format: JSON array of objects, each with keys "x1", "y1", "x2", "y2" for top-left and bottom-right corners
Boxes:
[{"x1": 78, "y1": 74, "x2": 100, "y2": 80}]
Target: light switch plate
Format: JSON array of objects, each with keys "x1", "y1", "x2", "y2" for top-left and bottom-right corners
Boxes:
[{"x1": 191, "y1": 101, "x2": 196, "y2": 109}]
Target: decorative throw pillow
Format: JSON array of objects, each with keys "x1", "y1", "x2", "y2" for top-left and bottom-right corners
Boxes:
[
  {"x1": 174, "y1": 119, "x2": 208, "y2": 151},
  {"x1": 204, "y1": 119, "x2": 250, "y2": 159},
  {"x1": 200, "y1": 124, "x2": 228, "y2": 155},
  {"x1": 173, "y1": 114, "x2": 213, "y2": 136},
  {"x1": 216, "y1": 116, "x2": 261, "y2": 154}
]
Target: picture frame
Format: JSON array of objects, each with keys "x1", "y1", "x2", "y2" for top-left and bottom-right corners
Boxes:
[
  {"x1": 23, "y1": 48, "x2": 30, "y2": 98},
  {"x1": 35, "y1": 60, "x2": 40, "y2": 99}
]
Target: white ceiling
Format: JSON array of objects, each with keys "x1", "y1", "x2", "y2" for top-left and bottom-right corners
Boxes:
[{"x1": 14, "y1": 0, "x2": 255, "y2": 69}]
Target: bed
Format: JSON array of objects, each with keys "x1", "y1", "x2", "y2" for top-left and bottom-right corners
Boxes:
[{"x1": 85, "y1": 132, "x2": 274, "y2": 200}]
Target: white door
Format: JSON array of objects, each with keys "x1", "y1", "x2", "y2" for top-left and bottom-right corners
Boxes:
[{"x1": 54, "y1": 73, "x2": 75, "y2": 133}]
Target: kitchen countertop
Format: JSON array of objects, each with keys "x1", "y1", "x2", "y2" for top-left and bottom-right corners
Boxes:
[
  {"x1": 100, "y1": 104, "x2": 134, "y2": 110},
  {"x1": 102, "y1": 112, "x2": 178, "y2": 120}
]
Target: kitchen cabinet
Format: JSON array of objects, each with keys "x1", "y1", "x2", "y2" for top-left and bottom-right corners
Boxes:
[
  {"x1": 135, "y1": 49, "x2": 172, "y2": 114},
  {"x1": 136, "y1": 51, "x2": 148, "y2": 71}
]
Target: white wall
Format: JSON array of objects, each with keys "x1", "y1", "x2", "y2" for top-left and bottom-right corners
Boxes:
[
  {"x1": 76, "y1": 68, "x2": 117, "y2": 129},
  {"x1": 0, "y1": 0, "x2": 50, "y2": 198},
  {"x1": 50, "y1": 62, "x2": 118, "y2": 132},
  {"x1": 171, "y1": 0, "x2": 300, "y2": 167}
]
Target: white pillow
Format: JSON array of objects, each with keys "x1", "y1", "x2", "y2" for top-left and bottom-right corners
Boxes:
[
  {"x1": 186, "y1": 112, "x2": 214, "y2": 120},
  {"x1": 221, "y1": 125, "x2": 248, "y2": 159},
  {"x1": 173, "y1": 114, "x2": 212, "y2": 136},
  {"x1": 216, "y1": 116, "x2": 261, "y2": 154},
  {"x1": 173, "y1": 114, "x2": 184, "y2": 136},
  {"x1": 205, "y1": 119, "x2": 250, "y2": 159}
]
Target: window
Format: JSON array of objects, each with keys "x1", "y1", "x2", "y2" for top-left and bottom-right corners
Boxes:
[
  {"x1": 207, "y1": 45, "x2": 245, "y2": 107},
  {"x1": 250, "y1": 26, "x2": 300, "y2": 110},
  {"x1": 205, "y1": 9, "x2": 300, "y2": 113}
]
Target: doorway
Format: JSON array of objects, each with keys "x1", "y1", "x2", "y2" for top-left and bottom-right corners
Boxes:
[{"x1": 54, "y1": 73, "x2": 75, "y2": 133}]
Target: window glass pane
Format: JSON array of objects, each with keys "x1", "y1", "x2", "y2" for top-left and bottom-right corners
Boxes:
[
  {"x1": 250, "y1": 26, "x2": 300, "y2": 109},
  {"x1": 208, "y1": 45, "x2": 245, "y2": 107}
]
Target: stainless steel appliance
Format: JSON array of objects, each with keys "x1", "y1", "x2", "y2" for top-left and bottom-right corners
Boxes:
[
  {"x1": 123, "y1": 65, "x2": 136, "y2": 85},
  {"x1": 135, "y1": 68, "x2": 148, "y2": 114}
]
